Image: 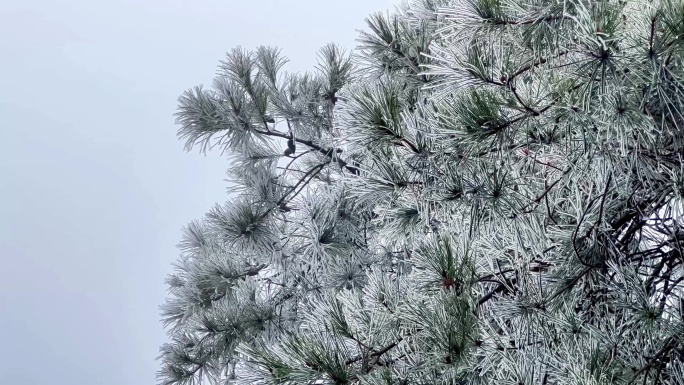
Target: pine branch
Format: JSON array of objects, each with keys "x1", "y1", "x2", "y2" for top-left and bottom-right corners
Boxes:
[
  {"x1": 508, "y1": 50, "x2": 569, "y2": 82},
  {"x1": 627, "y1": 337, "x2": 678, "y2": 384},
  {"x1": 252, "y1": 127, "x2": 355, "y2": 173}
]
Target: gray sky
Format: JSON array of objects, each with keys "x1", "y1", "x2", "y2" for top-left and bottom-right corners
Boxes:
[{"x1": 0, "y1": 1, "x2": 393, "y2": 383}]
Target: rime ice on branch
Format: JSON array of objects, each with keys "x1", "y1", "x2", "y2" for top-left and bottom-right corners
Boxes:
[{"x1": 159, "y1": 1, "x2": 684, "y2": 384}]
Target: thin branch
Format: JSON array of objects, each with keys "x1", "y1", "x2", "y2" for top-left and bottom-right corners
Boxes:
[
  {"x1": 252, "y1": 127, "x2": 355, "y2": 173},
  {"x1": 628, "y1": 337, "x2": 677, "y2": 384},
  {"x1": 509, "y1": 50, "x2": 569, "y2": 82}
]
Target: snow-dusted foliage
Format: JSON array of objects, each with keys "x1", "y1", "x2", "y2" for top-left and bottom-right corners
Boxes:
[{"x1": 158, "y1": 1, "x2": 684, "y2": 384}]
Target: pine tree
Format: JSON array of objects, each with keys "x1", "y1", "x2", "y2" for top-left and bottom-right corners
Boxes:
[{"x1": 158, "y1": 1, "x2": 684, "y2": 384}]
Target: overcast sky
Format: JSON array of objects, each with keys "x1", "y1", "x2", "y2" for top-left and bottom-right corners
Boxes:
[{"x1": 0, "y1": 1, "x2": 394, "y2": 383}]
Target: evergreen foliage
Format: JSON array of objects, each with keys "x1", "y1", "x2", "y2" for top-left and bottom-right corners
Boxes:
[{"x1": 158, "y1": 0, "x2": 684, "y2": 384}]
